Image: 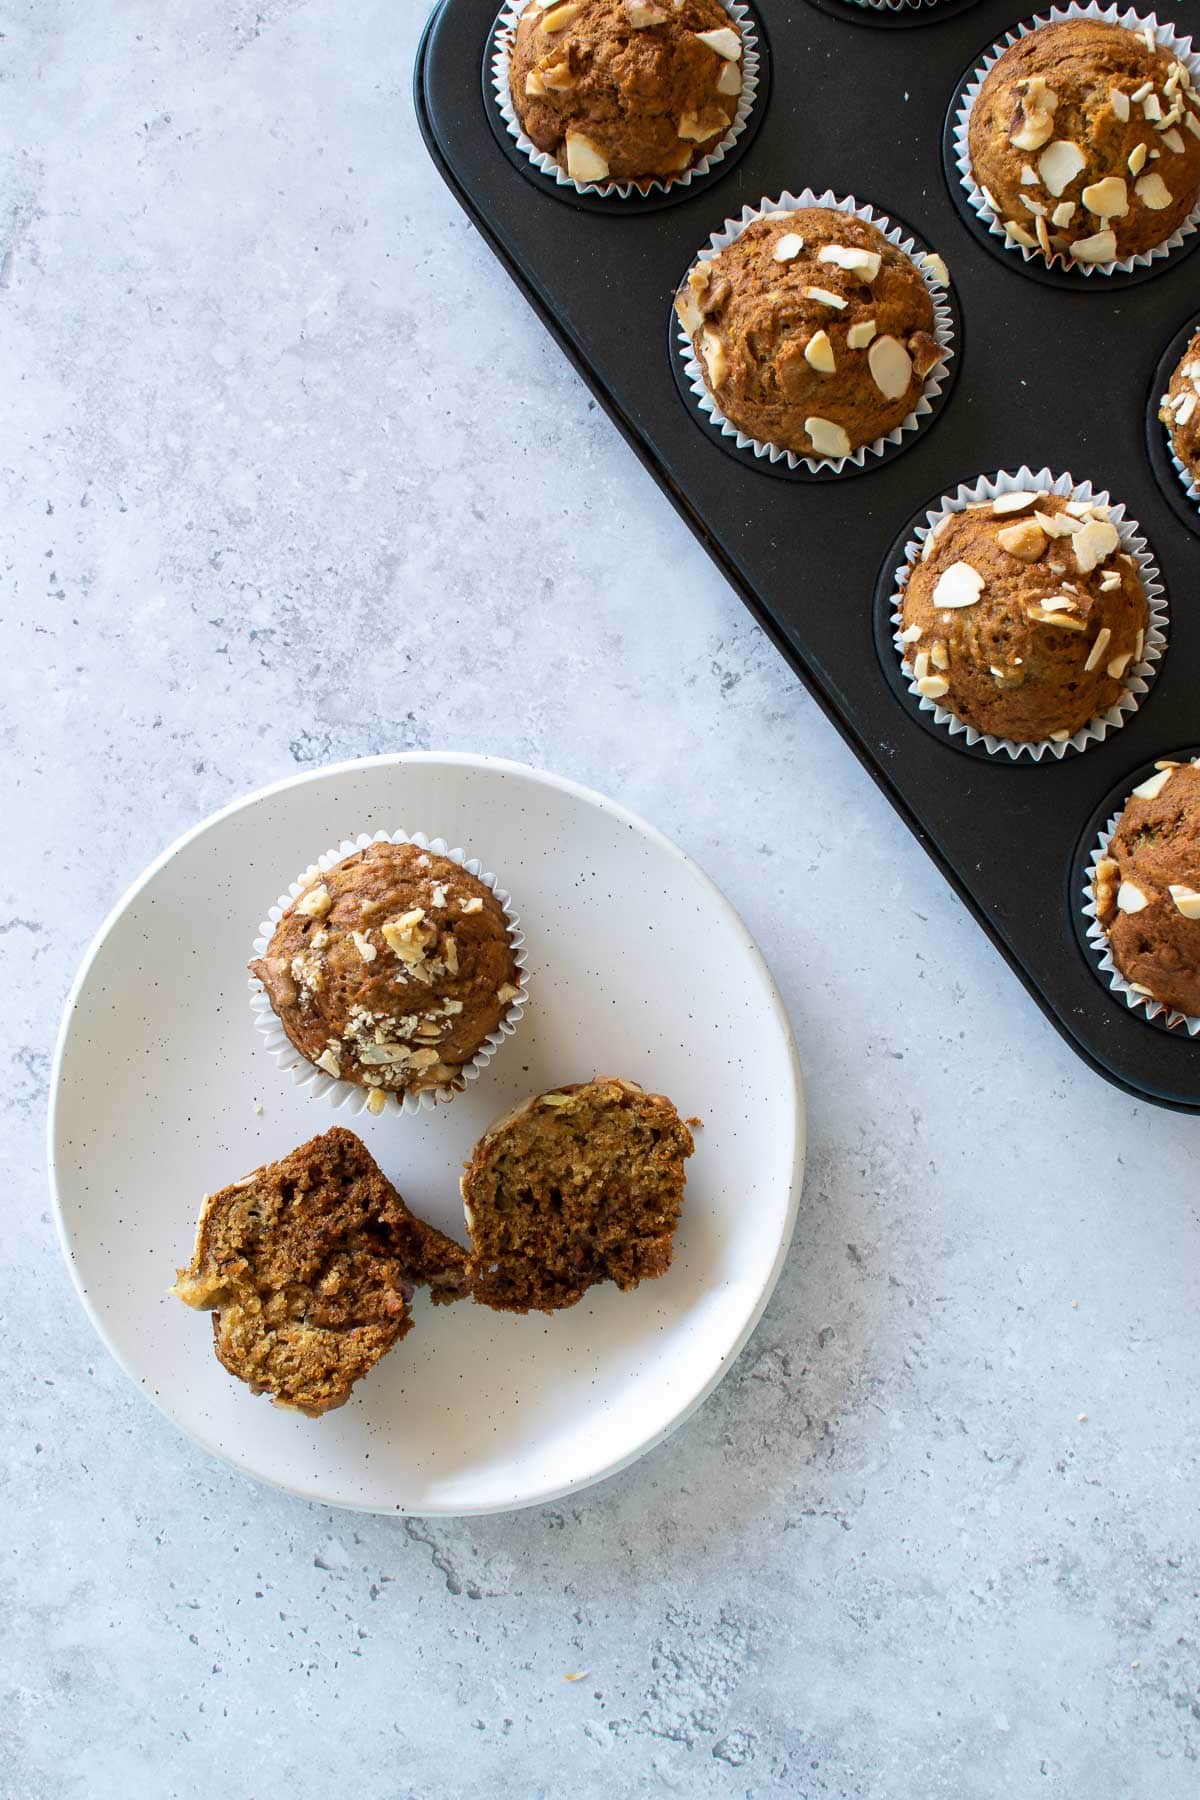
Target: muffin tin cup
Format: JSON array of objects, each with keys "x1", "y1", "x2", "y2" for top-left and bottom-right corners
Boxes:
[
  {"x1": 951, "y1": 2, "x2": 1200, "y2": 283},
  {"x1": 671, "y1": 190, "x2": 957, "y2": 478},
  {"x1": 1079, "y1": 757, "x2": 1200, "y2": 1036},
  {"x1": 487, "y1": 0, "x2": 762, "y2": 203},
  {"x1": 248, "y1": 830, "x2": 530, "y2": 1117},
  {"x1": 806, "y1": 0, "x2": 981, "y2": 20},
  {"x1": 884, "y1": 466, "x2": 1167, "y2": 763}
]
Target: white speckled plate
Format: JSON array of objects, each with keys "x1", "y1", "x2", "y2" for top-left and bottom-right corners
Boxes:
[{"x1": 49, "y1": 754, "x2": 804, "y2": 1516}]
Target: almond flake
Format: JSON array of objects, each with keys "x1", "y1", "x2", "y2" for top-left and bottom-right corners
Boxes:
[
  {"x1": 694, "y1": 25, "x2": 740, "y2": 58},
  {"x1": 772, "y1": 232, "x2": 804, "y2": 263},
  {"x1": 459, "y1": 895, "x2": 484, "y2": 914},
  {"x1": 1133, "y1": 768, "x2": 1173, "y2": 800},
  {"x1": 817, "y1": 245, "x2": 881, "y2": 281},
  {"x1": 1116, "y1": 881, "x2": 1149, "y2": 913},
  {"x1": 804, "y1": 329, "x2": 836, "y2": 374},
  {"x1": 992, "y1": 491, "x2": 1038, "y2": 516},
  {"x1": 915, "y1": 674, "x2": 950, "y2": 700},
  {"x1": 1168, "y1": 884, "x2": 1200, "y2": 919},
  {"x1": 1038, "y1": 140, "x2": 1087, "y2": 196},
  {"x1": 1107, "y1": 650, "x2": 1133, "y2": 679},
  {"x1": 932, "y1": 561, "x2": 985, "y2": 609},
  {"x1": 804, "y1": 416, "x2": 851, "y2": 458},
  {"x1": 565, "y1": 131, "x2": 609, "y2": 182},
  {"x1": 1083, "y1": 626, "x2": 1112, "y2": 672},
  {"x1": 1135, "y1": 172, "x2": 1172, "y2": 209},
  {"x1": 846, "y1": 319, "x2": 876, "y2": 350},
  {"x1": 1070, "y1": 230, "x2": 1118, "y2": 263},
  {"x1": 803, "y1": 287, "x2": 847, "y2": 311},
  {"x1": 1072, "y1": 517, "x2": 1120, "y2": 573},
  {"x1": 294, "y1": 882, "x2": 331, "y2": 919},
  {"x1": 1082, "y1": 176, "x2": 1128, "y2": 218},
  {"x1": 867, "y1": 334, "x2": 912, "y2": 400},
  {"x1": 539, "y1": 0, "x2": 580, "y2": 27},
  {"x1": 352, "y1": 930, "x2": 377, "y2": 963},
  {"x1": 1110, "y1": 88, "x2": 1131, "y2": 122}
]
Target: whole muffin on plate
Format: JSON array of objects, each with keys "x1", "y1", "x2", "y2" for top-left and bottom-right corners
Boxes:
[
  {"x1": 1093, "y1": 759, "x2": 1200, "y2": 1017},
  {"x1": 968, "y1": 19, "x2": 1200, "y2": 266},
  {"x1": 899, "y1": 490, "x2": 1148, "y2": 743},
  {"x1": 510, "y1": 0, "x2": 743, "y2": 185},
  {"x1": 462, "y1": 1075, "x2": 694, "y2": 1312},
  {"x1": 251, "y1": 841, "x2": 521, "y2": 1102},
  {"x1": 1159, "y1": 324, "x2": 1200, "y2": 482},
  {"x1": 674, "y1": 208, "x2": 943, "y2": 460}
]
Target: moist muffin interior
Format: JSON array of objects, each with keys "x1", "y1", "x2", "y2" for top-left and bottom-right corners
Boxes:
[
  {"x1": 898, "y1": 489, "x2": 1149, "y2": 745},
  {"x1": 509, "y1": 0, "x2": 743, "y2": 186},
  {"x1": 172, "y1": 1127, "x2": 472, "y2": 1416},
  {"x1": 251, "y1": 840, "x2": 521, "y2": 1103},
  {"x1": 674, "y1": 207, "x2": 943, "y2": 460},
  {"x1": 967, "y1": 20, "x2": 1200, "y2": 267},
  {"x1": 462, "y1": 1076, "x2": 695, "y2": 1313}
]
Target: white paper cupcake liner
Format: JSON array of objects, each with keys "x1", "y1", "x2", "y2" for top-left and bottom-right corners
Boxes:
[
  {"x1": 674, "y1": 189, "x2": 956, "y2": 474},
  {"x1": 248, "y1": 831, "x2": 530, "y2": 1116},
  {"x1": 889, "y1": 466, "x2": 1167, "y2": 762},
  {"x1": 1082, "y1": 769, "x2": 1200, "y2": 1035},
  {"x1": 490, "y1": 0, "x2": 760, "y2": 200},
  {"x1": 954, "y1": 4, "x2": 1200, "y2": 278}
]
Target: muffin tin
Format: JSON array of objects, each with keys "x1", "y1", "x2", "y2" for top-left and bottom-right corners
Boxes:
[{"x1": 417, "y1": 0, "x2": 1200, "y2": 1109}]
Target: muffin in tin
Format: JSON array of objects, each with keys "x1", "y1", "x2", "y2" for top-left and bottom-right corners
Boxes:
[
  {"x1": 674, "y1": 208, "x2": 943, "y2": 460},
  {"x1": 1159, "y1": 324, "x2": 1200, "y2": 484},
  {"x1": 251, "y1": 841, "x2": 521, "y2": 1104},
  {"x1": 510, "y1": 0, "x2": 743, "y2": 185},
  {"x1": 968, "y1": 18, "x2": 1200, "y2": 267},
  {"x1": 1093, "y1": 759, "x2": 1200, "y2": 1018},
  {"x1": 898, "y1": 490, "x2": 1148, "y2": 743}
]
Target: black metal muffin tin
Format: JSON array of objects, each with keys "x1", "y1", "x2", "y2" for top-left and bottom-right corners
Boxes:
[{"x1": 417, "y1": 0, "x2": 1200, "y2": 1109}]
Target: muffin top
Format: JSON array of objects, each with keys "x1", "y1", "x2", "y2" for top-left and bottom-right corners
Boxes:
[
  {"x1": 1094, "y1": 760, "x2": 1200, "y2": 1018},
  {"x1": 898, "y1": 490, "x2": 1148, "y2": 744},
  {"x1": 1159, "y1": 325, "x2": 1200, "y2": 482},
  {"x1": 968, "y1": 20, "x2": 1200, "y2": 266},
  {"x1": 510, "y1": 0, "x2": 742, "y2": 185},
  {"x1": 250, "y1": 841, "x2": 521, "y2": 1099},
  {"x1": 674, "y1": 209, "x2": 943, "y2": 459}
]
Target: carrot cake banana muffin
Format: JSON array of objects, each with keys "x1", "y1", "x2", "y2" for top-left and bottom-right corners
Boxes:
[
  {"x1": 251, "y1": 841, "x2": 521, "y2": 1105},
  {"x1": 675, "y1": 208, "x2": 943, "y2": 459},
  {"x1": 1094, "y1": 759, "x2": 1200, "y2": 1017},
  {"x1": 462, "y1": 1076, "x2": 694, "y2": 1313},
  {"x1": 510, "y1": 0, "x2": 743, "y2": 185},
  {"x1": 172, "y1": 1127, "x2": 472, "y2": 1415},
  {"x1": 1159, "y1": 325, "x2": 1200, "y2": 483},
  {"x1": 968, "y1": 19, "x2": 1200, "y2": 266},
  {"x1": 899, "y1": 490, "x2": 1148, "y2": 743}
]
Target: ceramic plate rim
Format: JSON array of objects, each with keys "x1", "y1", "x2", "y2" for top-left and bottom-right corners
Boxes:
[{"x1": 47, "y1": 751, "x2": 806, "y2": 1516}]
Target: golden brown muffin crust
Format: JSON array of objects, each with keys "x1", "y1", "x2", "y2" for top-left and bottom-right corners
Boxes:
[
  {"x1": 462, "y1": 1076, "x2": 694, "y2": 1313},
  {"x1": 968, "y1": 21, "x2": 1200, "y2": 265},
  {"x1": 251, "y1": 841, "x2": 520, "y2": 1100},
  {"x1": 1094, "y1": 761, "x2": 1200, "y2": 1017},
  {"x1": 899, "y1": 490, "x2": 1148, "y2": 744},
  {"x1": 510, "y1": 0, "x2": 742, "y2": 185},
  {"x1": 1159, "y1": 325, "x2": 1200, "y2": 483},
  {"x1": 172, "y1": 1127, "x2": 472, "y2": 1416},
  {"x1": 674, "y1": 210, "x2": 942, "y2": 458}
]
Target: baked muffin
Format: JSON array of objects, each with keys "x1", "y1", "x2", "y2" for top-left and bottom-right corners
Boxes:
[
  {"x1": 462, "y1": 1076, "x2": 694, "y2": 1312},
  {"x1": 968, "y1": 20, "x2": 1200, "y2": 266},
  {"x1": 1159, "y1": 325, "x2": 1200, "y2": 484},
  {"x1": 251, "y1": 841, "x2": 521, "y2": 1105},
  {"x1": 899, "y1": 489, "x2": 1148, "y2": 743},
  {"x1": 1094, "y1": 759, "x2": 1200, "y2": 1017},
  {"x1": 510, "y1": 0, "x2": 743, "y2": 185},
  {"x1": 674, "y1": 208, "x2": 943, "y2": 460},
  {"x1": 172, "y1": 1128, "x2": 472, "y2": 1415}
]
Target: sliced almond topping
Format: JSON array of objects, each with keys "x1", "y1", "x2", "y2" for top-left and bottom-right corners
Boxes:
[
  {"x1": 898, "y1": 622, "x2": 923, "y2": 644},
  {"x1": 930, "y1": 640, "x2": 949, "y2": 671},
  {"x1": 919, "y1": 252, "x2": 950, "y2": 287},
  {"x1": 772, "y1": 232, "x2": 804, "y2": 263},
  {"x1": 1161, "y1": 127, "x2": 1186, "y2": 154},
  {"x1": 817, "y1": 245, "x2": 882, "y2": 281},
  {"x1": 625, "y1": 0, "x2": 668, "y2": 22},
  {"x1": 992, "y1": 491, "x2": 1038, "y2": 516},
  {"x1": 1028, "y1": 606, "x2": 1087, "y2": 632},
  {"x1": 459, "y1": 895, "x2": 484, "y2": 915},
  {"x1": 1110, "y1": 88, "x2": 1131, "y2": 122},
  {"x1": 1020, "y1": 164, "x2": 1038, "y2": 186},
  {"x1": 351, "y1": 930, "x2": 377, "y2": 963},
  {"x1": 915, "y1": 675, "x2": 950, "y2": 700},
  {"x1": 497, "y1": 982, "x2": 522, "y2": 1004},
  {"x1": 1127, "y1": 142, "x2": 1149, "y2": 177},
  {"x1": 1052, "y1": 201, "x2": 1077, "y2": 228},
  {"x1": 866, "y1": 334, "x2": 912, "y2": 400},
  {"x1": 803, "y1": 286, "x2": 847, "y2": 311},
  {"x1": 541, "y1": 59, "x2": 576, "y2": 90},
  {"x1": 932, "y1": 561, "x2": 984, "y2": 609},
  {"x1": 1038, "y1": 140, "x2": 1087, "y2": 196},
  {"x1": 315, "y1": 1046, "x2": 342, "y2": 1078},
  {"x1": 1133, "y1": 768, "x2": 1174, "y2": 800},
  {"x1": 1107, "y1": 650, "x2": 1133, "y2": 679},
  {"x1": 1082, "y1": 176, "x2": 1128, "y2": 218},
  {"x1": 539, "y1": 1, "x2": 581, "y2": 28},
  {"x1": 565, "y1": 131, "x2": 609, "y2": 181},
  {"x1": 1033, "y1": 509, "x2": 1078, "y2": 538},
  {"x1": 1116, "y1": 881, "x2": 1149, "y2": 914},
  {"x1": 674, "y1": 286, "x2": 703, "y2": 337},
  {"x1": 716, "y1": 60, "x2": 741, "y2": 96},
  {"x1": 1070, "y1": 229, "x2": 1117, "y2": 263},
  {"x1": 1135, "y1": 172, "x2": 1173, "y2": 209},
  {"x1": 997, "y1": 519, "x2": 1047, "y2": 562},
  {"x1": 805, "y1": 416, "x2": 852, "y2": 458},
  {"x1": 1130, "y1": 80, "x2": 1154, "y2": 105},
  {"x1": 700, "y1": 327, "x2": 727, "y2": 387},
  {"x1": 1143, "y1": 92, "x2": 1163, "y2": 123},
  {"x1": 443, "y1": 934, "x2": 459, "y2": 975},
  {"x1": 1083, "y1": 626, "x2": 1112, "y2": 672},
  {"x1": 677, "y1": 108, "x2": 725, "y2": 142},
  {"x1": 912, "y1": 650, "x2": 930, "y2": 682},
  {"x1": 804, "y1": 329, "x2": 836, "y2": 374},
  {"x1": 846, "y1": 319, "x2": 876, "y2": 350},
  {"x1": 1050, "y1": 729, "x2": 1071, "y2": 742},
  {"x1": 1003, "y1": 219, "x2": 1039, "y2": 250},
  {"x1": 1072, "y1": 517, "x2": 1120, "y2": 573},
  {"x1": 1011, "y1": 79, "x2": 1058, "y2": 152},
  {"x1": 365, "y1": 1086, "x2": 387, "y2": 1115},
  {"x1": 525, "y1": 68, "x2": 547, "y2": 97},
  {"x1": 694, "y1": 25, "x2": 740, "y2": 59},
  {"x1": 294, "y1": 882, "x2": 331, "y2": 919},
  {"x1": 1098, "y1": 568, "x2": 1123, "y2": 592},
  {"x1": 1169, "y1": 884, "x2": 1200, "y2": 919}
]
